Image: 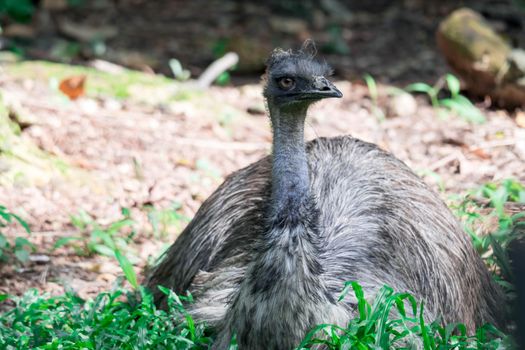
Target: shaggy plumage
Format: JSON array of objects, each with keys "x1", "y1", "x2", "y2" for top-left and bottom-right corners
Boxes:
[
  {"x1": 145, "y1": 45, "x2": 505, "y2": 350},
  {"x1": 509, "y1": 236, "x2": 525, "y2": 348}
]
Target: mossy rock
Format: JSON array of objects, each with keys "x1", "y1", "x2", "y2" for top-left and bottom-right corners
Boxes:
[
  {"x1": 0, "y1": 94, "x2": 71, "y2": 186},
  {"x1": 437, "y1": 8, "x2": 525, "y2": 108}
]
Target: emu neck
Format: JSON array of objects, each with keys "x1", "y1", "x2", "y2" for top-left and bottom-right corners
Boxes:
[
  {"x1": 269, "y1": 104, "x2": 309, "y2": 220},
  {"x1": 228, "y1": 104, "x2": 332, "y2": 346},
  {"x1": 227, "y1": 103, "x2": 332, "y2": 343}
]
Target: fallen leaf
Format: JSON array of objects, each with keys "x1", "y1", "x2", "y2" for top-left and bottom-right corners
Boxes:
[
  {"x1": 59, "y1": 75, "x2": 86, "y2": 100},
  {"x1": 176, "y1": 158, "x2": 193, "y2": 167},
  {"x1": 468, "y1": 147, "x2": 491, "y2": 160}
]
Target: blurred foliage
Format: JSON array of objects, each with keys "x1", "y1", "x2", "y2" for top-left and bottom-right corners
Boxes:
[
  {"x1": 452, "y1": 179, "x2": 525, "y2": 293},
  {"x1": 169, "y1": 58, "x2": 191, "y2": 81},
  {"x1": 0, "y1": 205, "x2": 33, "y2": 264},
  {"x1": 363, "y1": 74, "x2": 385, "y2": 122},
  {"x1": 406, "y1": 74, "x2": 486, "y2": 124},
  {"x1": 54, "y1": 208, "x2": 139, "y2": 288},
  {"x1": 146, "y1": 202, "x2": 190, "y2": 239},
  {"x1": 321, "y1": 25, "x2": 350, "y2": 55},
  {"x1": 54, "y1": 208, "x2": 136, "y2": 259},
  {"x1": 0, "y1": 0, "x2": 35, "y2": 23}
]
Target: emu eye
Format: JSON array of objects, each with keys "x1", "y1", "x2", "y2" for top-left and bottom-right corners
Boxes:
[{"x1": 277, "y1": 77, "x2": 295, "y2": 90}]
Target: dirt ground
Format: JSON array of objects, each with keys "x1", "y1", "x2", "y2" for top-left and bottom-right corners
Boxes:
[{"x1": 0, "y1": 0, "x2": 524, "y2": 300}]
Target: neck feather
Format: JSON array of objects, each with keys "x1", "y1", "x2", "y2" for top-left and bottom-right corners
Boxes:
[
  {"x1": 238, "y1": 101, "x2": 330, "y2": 301},
  {"x1": 269, "y1": 104, "x2": 309, "y2": 221}
]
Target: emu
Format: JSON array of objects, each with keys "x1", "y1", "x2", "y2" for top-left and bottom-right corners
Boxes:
[{"x1": 146, "y1": 45, "x2": 505, "y2": 349}]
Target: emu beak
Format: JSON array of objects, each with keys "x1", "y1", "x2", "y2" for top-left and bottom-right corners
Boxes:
[{"x1": 302, "y1": 77, "x2": 343, "y2": 100}]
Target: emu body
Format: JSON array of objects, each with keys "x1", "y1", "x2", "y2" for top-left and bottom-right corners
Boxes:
[{"x1": 146, "y1": 47, "x2": 504, "y2": 349}]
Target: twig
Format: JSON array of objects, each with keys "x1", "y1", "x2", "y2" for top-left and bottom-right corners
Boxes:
[
  {"x1": 39, "y1": 265, "x2": 49, "y2": 285},
  {"x1": 196, "y1": 52, "x2": 239, "y2": 89},
  {"x1": 428, "y1": 152, "x2": 463, "y2": 171},
  {"x1": 470, "y1": 139, "x2": 517, "y2": 150}
]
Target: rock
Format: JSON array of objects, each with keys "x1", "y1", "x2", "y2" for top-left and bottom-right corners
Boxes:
[
  {"x1": 3, "y1": 24, "x2": 35, "y2": 39},
  {"x1": 57, "y1": 19, "x2": 118, "y2": 43},
  {"x1": 0, "y1": 51, "x2": 20, "y2": 63},
  {"x1": 269, "y1": 16, "x2": 309, "y2": 35},
  {"x1": 42, "y1": 0, "x2": 68, "y2": 10},
  {"x1": 436, "y1": 8, "x2": 525, "y2": 108},
  {"x1": 387, "y1": 92, "x2": 418, "y2": 118},
  {"x1": 103, "y1": 49, "x2": 159, "y2": 71},
  {"x1": 29, "y1": 254, "x2": 51, "y2": 264},
  {"x1": 0, "y1": 160, "x2": 10, "y2": 173}
]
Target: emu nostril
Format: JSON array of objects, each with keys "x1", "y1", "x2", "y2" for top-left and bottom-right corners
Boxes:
[{"x1": 320, "y1": 85, "x2": 331, "y2": 91}]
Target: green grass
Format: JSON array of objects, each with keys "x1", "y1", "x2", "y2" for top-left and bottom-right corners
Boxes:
[
  {"x1": 0, "y1": 281, "x2": 511, "y2": 350},
  {"x1": 299, "y1": 282, "x2": 508, "y2": 349},
  {"x1": 452, "y1": 179, "x2": 525, "y2": 291},
  {"x1": 0, "y1": 286, "x2": 211, "y2": 350}
]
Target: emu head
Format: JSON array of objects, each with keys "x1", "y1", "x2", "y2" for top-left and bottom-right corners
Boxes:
[{"x1": 263, "y1": 42, "x2": 342, "y2": 111}]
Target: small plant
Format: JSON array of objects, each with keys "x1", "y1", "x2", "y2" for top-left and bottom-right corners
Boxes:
[
  {"x1": 169, "y1": 58, "x2": 191, "y2": 82},
  {"x1": 195, "y1": 157, "x2": 222, "y2": 180},
  {"x1": 363, "y1": 74, "x2": 386, "y2": 122},
  {"x1": 212, "y1": 38, "x2": 228, "y2": 58},
  {"x1": 453, "y1": 179, "x2": 525, "y2": 291},
  {"x1": 54, "y1": 208, "x2": 139, "y2": 288},
  {"x1": 405, "y1": 74, "x2": 486, "y2": 124},
  {"x1": 54, "y1": 208, "x2": 135, "y2": 258},
  {"x1": 417, "y1": 169, "x2": 446, "y2": 193},
  {"x1": 0, "y1": 205, "x2": 33, "y2": 264},
  {"x1": 215, "y1": 71, "x2": 231, "y2": 86},
  {"x1": 321, "y1": 25, "x2": 350, "y2": 55},
  {"x1": 474, "y1": 179, "x2": 525, "y2": 218},
  {"x1": 146, "y1": 202, "x2": 189, "y2": 239}
]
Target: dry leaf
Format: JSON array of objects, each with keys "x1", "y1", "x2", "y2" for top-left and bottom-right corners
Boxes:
[
  {"x1": 176, "y1": 158, "x2": 193, "y2": 167},
  {"x1": 462, "y1": 144, "x2": 491, "y2": 159},
  {"x1": 469, "y1": 147, "x2": 491, "y2": 160},
  {"x1": 59, "y1": 75, "x2": 86, "y2": 100}
]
